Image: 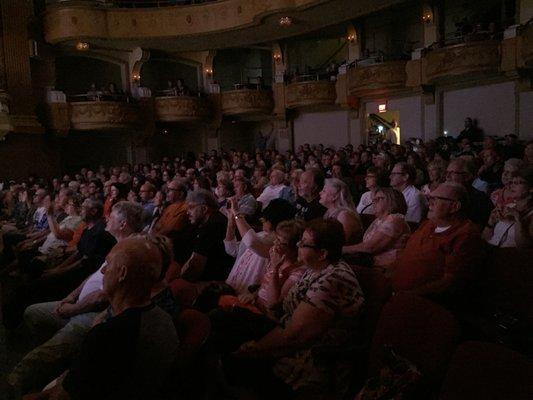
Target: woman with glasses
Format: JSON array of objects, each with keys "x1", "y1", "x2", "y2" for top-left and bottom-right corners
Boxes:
[
  {"x1": 483, "y1": 167, "x2": 533, "y2": 248},
  {"x1": 343, "y1": 187, "x2": 410, "y2": 272},
  {"x1": 356, "y1": 167, "x2": 389, "y2": 215},
  {"x1": 320, "y1": 178, "x2": 363, "y2": 245},
  {"x1": 228, "y1": 219, "x2": 364, "y2": 398}
]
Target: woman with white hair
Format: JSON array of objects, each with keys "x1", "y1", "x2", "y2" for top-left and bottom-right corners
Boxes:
[
  {"x1": 490, "y1": 158, "x2": 524, "y2": 211},
  {"x1": 319, "y1": 178, "x2": 363, "y2": 244}
]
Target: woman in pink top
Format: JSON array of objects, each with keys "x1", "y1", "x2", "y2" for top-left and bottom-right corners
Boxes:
[{"x1": 343, "y1": 187, "x2": 410, "y2": 273}]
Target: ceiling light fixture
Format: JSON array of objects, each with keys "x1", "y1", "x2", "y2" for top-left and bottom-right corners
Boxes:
[
  {"x1": 75, "y1": 42, "x2": 89, "y2": 51},
  {"x1": 279, "y1": 16, "x2": 293, "y2": 27}
]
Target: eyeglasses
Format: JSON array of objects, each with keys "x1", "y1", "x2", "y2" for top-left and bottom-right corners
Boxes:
[
  {"x1": 427, "y1": 195, "x2": 457, "y2": 203},
  {"x1": 511, "y1": 179, "x2": 527, "y2": 185},
  {"x1": 297, "y1": 240, "x2": 320, "y2": 249},
  {"x1": 446, "y1": 170, "x2": 467, "y2": 176},
  {"x1": 373, "y1": 196, "x2": 385, "y2": 202}
]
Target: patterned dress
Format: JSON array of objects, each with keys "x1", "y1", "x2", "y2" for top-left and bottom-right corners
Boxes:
[{"x1": 273, "y1": 261, "x2": 364, "y2": 392}]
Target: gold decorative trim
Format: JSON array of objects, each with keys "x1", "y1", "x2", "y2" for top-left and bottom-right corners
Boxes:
[
  {"x1": 347, "y1": 61, "x2": 407, "y2": 98},
  {"x1": 285, "y1": 80, "x2": 336, "y2": 109},
  {"x1": 154, "y1": 96, "x2": 208, "y2": 122},
  {"x1": 70, "y1": 101, "x2": 141, "y2": 130},
  {"x1": 425, "y1": 41, "x2": 500, "y2": 83},
  {"x1": 221, "y1": 89, "x2": 273, "y2": 117}
]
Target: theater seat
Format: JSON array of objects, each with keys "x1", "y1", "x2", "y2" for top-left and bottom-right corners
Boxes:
[
  {"x1": 439, "y1": 341, "x2": 533, "y2": 400},
  {"x1": 360, "y1": 214, "x2": 376, "y2": 230},
  {"x1": 175, "y1": 309, "x2": 211, "y2": 356},
  {"x1": 368, "y1": 293, "x2": 460, "y2": 397},
  {"x1": 168, "y1": 278, "x2": 199, "y2": 309}
]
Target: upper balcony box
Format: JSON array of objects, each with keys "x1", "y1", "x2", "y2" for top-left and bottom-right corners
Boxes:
[
  {"x1": 347, "y1": 61, "x2": 407, "y2": 98},
  {"x1": 285, "y1": 79, "x2": 336, "y2": 109},
  {"x1": 425, "y1": 41, "x2": 500, "y2": 84},
  {"x1": 154, "y1": 95, "x2": 208, "y2": 123},
  {"x1": 221, "y1": 88, "x2": 273, "y2": 119},
  {"x1": 70, "y1": 101, "x2": 141, "y2": 131}
]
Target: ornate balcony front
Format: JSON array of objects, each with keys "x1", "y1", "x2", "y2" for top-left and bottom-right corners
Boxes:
[
  {"x1": 347, "y1": 61, "x2": 407, "y2": 98},
  {"x1": 221, "y1": 89, "x2": 273, "y2": 118},
  {"x1": 70, "y1": 101, "x2": 141, "y2": 131},
  {"x1": 285, "y1": 80, "x2": 336, "y2": 109},
  {"x1": 425, "y1": 41, "x2": 500, "y2": 83},
  {"x1": 154, "y1": 96, "x2": 208, "y2": 123}
]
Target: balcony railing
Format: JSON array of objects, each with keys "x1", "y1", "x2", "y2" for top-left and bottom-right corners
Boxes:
[
  {"x1": 46, "y1": 0, "x2": 217, "y2": 7},
  {"x1": 70, "y1": 101, "x2": 141, "y2": 130},
  {"x1": 285, "y1": 79, "x2": 336, "y2": 109},
  {"x1": 220, "y1": 88, "x2": 273, "y2": 118},
  {"x1": 154, "y1": 95, "x2": 208, "y2": 122}
]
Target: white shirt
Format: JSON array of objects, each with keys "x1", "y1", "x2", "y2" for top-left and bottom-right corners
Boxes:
[
  {"x1": 78, "y1": 262, "x2": 106, "y2": 302},
  {"x1": 356, "y1": 191, "x2": 375, "y2": 215},
  {"x1": 402, "y1": 185, "x2": 427, "y2": 223},
  {"x1": 257, "y1": 184, "x2": 287, "y2": 209},
  {"x1": 224, "y1": 230, "x2": 273, "y2": 296},
  {"x1": 39, "y1": 215, "x2": 82, "y2": 255}
]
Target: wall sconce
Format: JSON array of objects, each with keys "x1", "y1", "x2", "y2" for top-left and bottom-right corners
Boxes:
[
  {"x1": 273, "y1": 52, "x2": 282, "y2": 63},
  {"x1": 132, "y1": 73, "x2": 141, "y2": 83},
  {"x1": 75, "y1": 42, "x2": 89, "y2": 51},
  {"x1": 422, "y1": 5, "x2": 433, "y2": 24},
  {"x1": 279, "y1": 16, "x2": 292, "y2": 27},
  {"x1": 347, "y1": 33, "x2": 357, "y2": 43},
  {"x1": 204, "y1": 67, "x2": 213, "y2": 75}
]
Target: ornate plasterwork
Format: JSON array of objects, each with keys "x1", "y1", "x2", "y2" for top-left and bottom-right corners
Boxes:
[
  {"x1": 285, "y1": 81, "x2": 336, "y2": 109},
  {"x1": 221, "y1": 89, "x2": 273, "y2": 116},
  {"x1": 347, "y1": 61, "x2": 407, "y2": 98},
  {"x1": 154, "y1": 96, "x2": 208, "y2": 122},
  {"x1": 425, "y1": 41, "x2": 500, "y2": 83},
  {"x1": 70, "y1": 101, "x2": 141, "y2": 130}
]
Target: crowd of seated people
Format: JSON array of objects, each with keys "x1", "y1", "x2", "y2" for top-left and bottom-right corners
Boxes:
[{"x1": 0, "y1": 131, "x2": 532, "y2": 399}]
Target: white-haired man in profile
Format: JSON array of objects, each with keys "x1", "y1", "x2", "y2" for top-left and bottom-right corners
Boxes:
[{"x1": 25, "y1": 236, "x2": 179, "y2": 400}]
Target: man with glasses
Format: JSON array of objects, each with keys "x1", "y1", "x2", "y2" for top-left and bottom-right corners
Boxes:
[
  {"x1": 390, "y1": 162, "x2": 427, "y2": 223},
  {"x1": 152, "y1": 179, "x2": 188, "y2": 236},
  {"x1": 181, "y1": 189, "x2": 233, "y2": 281},
  {"x1": 445, "y1": 158, "x2": 493, "y2": 228},
  {"x1": 393, "y1": 182, "x2": 484, "y2": 302}
]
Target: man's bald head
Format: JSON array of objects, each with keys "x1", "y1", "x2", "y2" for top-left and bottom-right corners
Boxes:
[{"x1": 103, "y1": 237, "x2": 162, "y2": 299}]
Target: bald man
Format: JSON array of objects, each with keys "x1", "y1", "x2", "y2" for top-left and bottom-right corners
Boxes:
[{"x1": 50, "y1": 237, "x2": 179, "y2": 400}]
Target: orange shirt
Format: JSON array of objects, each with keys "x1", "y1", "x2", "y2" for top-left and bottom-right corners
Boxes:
[
  {"x1": 392, "y1": 219, "x2": 484, "y2": 292},
  {"x1": 153, "y1": 202, "x2": 189, "y2": 235},
  {"x1": 68, "y1": 221, "x2": 87, "y2": 247}
]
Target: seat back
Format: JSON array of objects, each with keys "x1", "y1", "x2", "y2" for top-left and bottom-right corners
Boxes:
[
  {"x1": 175, "y1": 309, "x2": 211, "y2": 356},
  {"x1": 369, "y1": 293, "x2": 460, "y2": 387},
  {"x1": 439, "y1": 341, "x2": 533, "y2": 400},
  {"x1": 353, "y1": 266, "x2": 392, "y2": 347}
]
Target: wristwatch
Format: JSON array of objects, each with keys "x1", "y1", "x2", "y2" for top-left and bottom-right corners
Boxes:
[{"x1": 234, "y1": 213, "x2": 244, "y2": 221}]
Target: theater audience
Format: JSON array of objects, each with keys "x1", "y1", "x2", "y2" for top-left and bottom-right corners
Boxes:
[
  {"x1": 483, "y1": 167, "x2": 533, "y2": 248},
  {"x1": 490, "y1": 158, "x2": 523, "y2": 210},
  {"x1": 7, "y1": 201, "x2": 144, "y2": 394},
  {"x1": 356, "y1": 167, "x2": 389, "y2": 215},
  {"x1": 445, "y1": 157, "x2": 493, "y2": 227},
  {"x1": 421, "y1": 160, "x2": 447, "y2": 196},
  {"x1": 223, "y1": 197, "x2": 295, "y2": 299},
  {"x1": 231, "y1": 176, "x2": 258, "y2": 218},
  {"x1": 344, "y1": 187, "x2": 410, "y2": 271},
  {"x1": 390, "y1": 161, "x2": 428, "y2": 223},
  {"x1": 228, "y1": 219, "x2": 364, "y2": 397},
  {"x1": 295, "y1": 167, "x2": 327, "y2": 220},
  {"x1": 181, "y1": 189, "x2": 234, "y2": 281},
  {"x1": 393, "y1": 182, "x2": 485, "y2": 299},
  {"x1": 152, "y1": 179, "x2": 188, "y2": 236},
  {"x1": 320, "y1": 178, "x2": 363, "y2": 244},
  {"x1": 31, "y1": 236, "x2": 178, "y2": 400},
  {"x1": 256, "y1": 169, "x2": 292, "y2": 209}
]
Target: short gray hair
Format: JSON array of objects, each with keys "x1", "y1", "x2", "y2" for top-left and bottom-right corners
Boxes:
[
  {"x1": 112, "y1": 201, "x2": 144, "y2": 233},
  {"x1": 186, "y1": 189, "x2": 218, "y2": 210},
  {"x1": 504, "y1": 158, "x2": 524, "y2": 171}
]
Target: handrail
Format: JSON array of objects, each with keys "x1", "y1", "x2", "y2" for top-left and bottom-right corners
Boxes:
[
  {"x1": 46, "y1": 0, "x2": 217, "y2": 8},
  {"x1": 69, "y1": 93, "x2": 132, "y2": 102}
]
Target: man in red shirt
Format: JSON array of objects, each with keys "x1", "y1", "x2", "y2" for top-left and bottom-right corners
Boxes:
[{"x1": 393, "y1": 182, "x2": 485, "y2": 297}]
